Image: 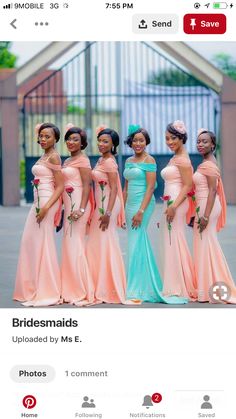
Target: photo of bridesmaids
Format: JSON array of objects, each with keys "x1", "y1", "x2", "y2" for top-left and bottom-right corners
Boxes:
[
  {"x1": 193, "y1": 129, "x2": 236, "y2": 303},
  {"x1": 1, "y1": 41, "x2": 236, "y2": 309},
  {"x1": 13, "y1": 123, "x2": 64, "y2": 306},
  {"x1": 123, "y1": 126, "x2": 187, "y2": 304},
  {"x1": 161, "y1": 121, "x2": 197, "y2": 300},
  {"x1": 61, "y1": 125, "x2": 95, "y2": 306},
  {"x1": 86, "y1": 127, "x2": 138, "y2": 304}
]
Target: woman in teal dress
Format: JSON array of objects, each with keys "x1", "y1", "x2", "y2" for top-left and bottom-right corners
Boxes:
[{"x1": 123, "y1": 126, "x2": 188, "y2": 304}]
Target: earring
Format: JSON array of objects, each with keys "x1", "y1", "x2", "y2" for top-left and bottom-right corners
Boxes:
[{"x1": 111, "y1": 145, "x2": 117, "y2": 155}]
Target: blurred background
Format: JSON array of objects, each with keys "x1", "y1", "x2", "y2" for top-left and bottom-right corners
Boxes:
[{"x1": 0, "y1": 41, "x2": 236, "y2": 204}]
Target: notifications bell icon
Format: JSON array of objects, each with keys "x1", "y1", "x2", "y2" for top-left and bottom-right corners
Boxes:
[{"x1": 142, "y1": 395, "x2": 153, "y2": 409}]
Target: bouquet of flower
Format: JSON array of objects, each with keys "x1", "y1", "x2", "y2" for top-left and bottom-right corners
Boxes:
[
  {"x1": 65, "y1": 186, "x2": 75, "y2": 237},
  {"x1": 98, "y1": 180, "x2": 107, "y2": 215},
  {"x1": 31, "y1": 178, "x2": 40, "y2": 227},
  {"x1": 161, "y1": 195, "x2": 174, "y2": 245}
]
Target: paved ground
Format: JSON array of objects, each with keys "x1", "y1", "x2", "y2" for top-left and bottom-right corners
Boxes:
[{"x1": 0, "y1": 204, "x2": 236, "y2": 309}]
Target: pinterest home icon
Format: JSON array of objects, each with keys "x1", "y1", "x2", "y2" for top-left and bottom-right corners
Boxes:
[{"x1": 22, "y1": 395, "x2": 37, "y2": 409}]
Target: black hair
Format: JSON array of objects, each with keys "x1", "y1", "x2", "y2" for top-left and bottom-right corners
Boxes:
[
  {"x1": 166, "y1": 123, "x2": 187, "y2": 144},
  {"x1": 125, "y1": 128, "x2": 151, "y2": 148},
  {"x1": 38, "y1": 122, "x2": 60, "y2": 143},
  {"x1": 64, "y1": 127, "x2": 88, "y2": 150},
  {"x1": 97, "y1": 128, "x2": 119, "y2": 155},
  {"x1": 197, "y1": 130, "x2": 216, "y2": 151}
]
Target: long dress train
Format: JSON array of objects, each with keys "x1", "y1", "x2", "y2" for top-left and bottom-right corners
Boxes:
[
  {"x1": 193, "y1": 160, "x2": 236, "y2": 303},
  {"x1": 124, "y1": 160, "x2": 187, "y2": 304},
  {"x1": 13, "y1": 157, "x2": 62, "y2": 306},
  {"x1": 86, "y1": 157, "x2": 138, "y2": 304},
  {"x1": 161, "y1": 156, "x2": 197, "y2": 300},
  {"x1": 61, "y1": 154, "x2": 95, "y2": 306}
]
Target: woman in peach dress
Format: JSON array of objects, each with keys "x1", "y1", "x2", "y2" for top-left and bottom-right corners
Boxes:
[
  {"x1": 160, "y1": 121, "x2": 197, "y2": 300},
  {"x1": 61, "y1": 126, "x2": 95, "y2": 306},
  {"x1": 86, "y1": 127, "x2": 138, "y2": 304},
  {"x1": 13, "y1": 123, "x2": 64, "y2": 306},
  {"x1": 193, "y1": 129, "x2": 236, "y2": 303}
]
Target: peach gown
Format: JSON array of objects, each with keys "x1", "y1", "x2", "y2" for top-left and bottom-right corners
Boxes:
[
  {"x1": 13, "y1": 155, "x2": 62, "y2": 306},
  {"x1": 193, "y1": 160, "x2": 236, "y2": 303},
  {"x1": 61, "y1": 154, "x2": 95, "y2": 306},
  {"x1": 160, "y1": 156, "x2": 197, "y2": 300},
  {"x1": 86, "y1": 157, "x2": 136, "y2": 304}
]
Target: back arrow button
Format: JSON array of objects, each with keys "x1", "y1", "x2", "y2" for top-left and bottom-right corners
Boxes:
[{"x1": 10, "y1": 19, "x2": 17, "y2": 29}]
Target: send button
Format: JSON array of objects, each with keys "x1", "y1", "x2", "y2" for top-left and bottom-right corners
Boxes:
[{"x1": 133, "y1": 14, "x2": 179, "y2": 34}]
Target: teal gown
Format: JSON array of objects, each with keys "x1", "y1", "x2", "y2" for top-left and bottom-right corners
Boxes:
[{"x1": 123, "y1": 161, "x2": 188, "y2": 304}]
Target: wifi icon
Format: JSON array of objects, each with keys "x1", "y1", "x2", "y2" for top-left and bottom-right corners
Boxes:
[{"x1": 3, "y1": 3, "x2": 13, "y2": 8}]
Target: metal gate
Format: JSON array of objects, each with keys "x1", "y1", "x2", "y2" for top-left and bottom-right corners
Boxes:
[
  {"x1": 0, "y1": 127, "x2": 2, "y2": 205},
  {"x1": 21, "y1": 41, "x2": 220, "y2": 201}
]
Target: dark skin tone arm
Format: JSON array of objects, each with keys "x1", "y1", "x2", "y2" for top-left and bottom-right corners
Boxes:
[
  {"x1": 198, "y1": 175, "x2": 217, "y2": 233},
  {"x1": 132, "y1": 163, "x2": 156, "y2": 228},
  {"x1": 123, "y1": 179, "x2": 128, "y2": 207},
  {"x1": 36, "y1": 155, "x2": 64, "y2": 224},
  {"x1": 165, "y1": 165, "x2": 193, "y2": 223},
  {"x1": 99, "y1": 171, "x2": 118, "y2": 231},
  {"x1": 123, "y1": 156, "x2": 133, "y2": 207},
  {"x1": 71, "y1": 168, "x2": 92, "y2": 220}
]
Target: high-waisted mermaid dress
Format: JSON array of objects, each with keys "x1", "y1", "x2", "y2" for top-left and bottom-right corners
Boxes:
[
  {"x1": 61, "y1": 154, "x2": 95, "y2": 306},
  {"x1": 124, "y1": 160, "x2": 188, "y2": 304},
  {"x1": 13, "y1": 157, "x2": 62, "y2": 306},
  {"x1": 193, "y1": 160, "x2": 236, "y2": 303}
]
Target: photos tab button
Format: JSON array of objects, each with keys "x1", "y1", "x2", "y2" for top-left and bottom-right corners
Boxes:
[
  {"x1": 10, "y1": 365, "x2": 56, "y2": 383},
  {"x1": 133, "y1": 14, "x2": 179, "y2": 34}
]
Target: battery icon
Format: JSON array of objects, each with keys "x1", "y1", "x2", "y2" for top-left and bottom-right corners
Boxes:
[{"x1": 213, "y1": 2, "x2": 228, "y2": 8}]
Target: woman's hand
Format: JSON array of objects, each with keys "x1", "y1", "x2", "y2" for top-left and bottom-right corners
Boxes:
[
  {"x1": 99, "y1": 214, "x2": 110, "y2": 231},
  {"x1": 36, "y1": 206, "x2": 48, "y2": 224},
  {"x1": 71, "y1": 210, "x2": 83, "y2": 221},
  {"x1": 132, "y1": 211, "x2": 143, "y2": 229},
  {"x1": 198, "y1": 216, "x2": 209, "y2": 233},
  {"x1": 165, "y1": 205, "x2": 176, "y2": 223}
]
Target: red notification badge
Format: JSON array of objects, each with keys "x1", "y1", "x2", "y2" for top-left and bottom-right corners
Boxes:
[
  {"x1": 183, "y1": 14, "x2": 226, "y2": 34},
  {"x1": 152, "y1": 392, "x2": 162, "y2": 403}
]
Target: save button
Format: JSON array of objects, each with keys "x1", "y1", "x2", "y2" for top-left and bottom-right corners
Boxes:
[{"x1": 183, "y1": 14, "x2": 226, "y2": 34}]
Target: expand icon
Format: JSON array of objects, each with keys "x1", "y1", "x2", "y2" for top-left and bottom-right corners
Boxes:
[{"x1": 209, "y1": 281, "x2": 231, "y2": 303}]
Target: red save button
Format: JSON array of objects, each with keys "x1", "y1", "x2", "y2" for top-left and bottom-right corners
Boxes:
[{"x1": 184, "y1": 14, "x2": 226, "y2": 34}]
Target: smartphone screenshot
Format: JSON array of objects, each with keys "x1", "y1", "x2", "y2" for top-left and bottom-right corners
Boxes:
[{"x1": 0, "y1": 0, "x2": 236, "y2": 417}]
